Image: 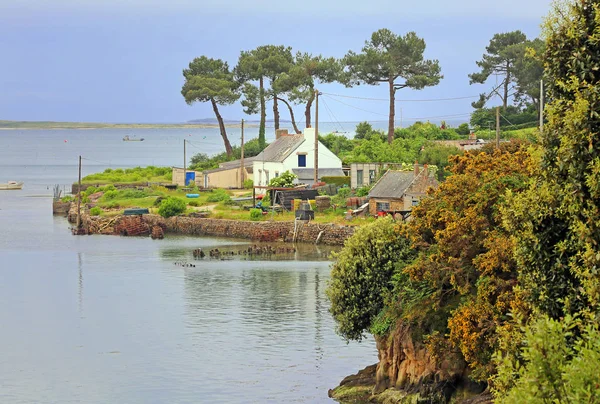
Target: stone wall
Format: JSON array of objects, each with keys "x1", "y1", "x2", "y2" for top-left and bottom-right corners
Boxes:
[{"x1": 142, "y1": 215, "x2": 354, "y2": 245}]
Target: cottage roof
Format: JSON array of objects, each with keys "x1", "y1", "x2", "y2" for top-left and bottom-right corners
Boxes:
[
  {"x1": 292, "y1": 168, "x2": 345, "y2": 180},
  {"x1": 254, "y1": 134, "x2": 305, "y2": 163},
  {"x1": 368, "y1": 171, "x2": 417, "y2": 199}
]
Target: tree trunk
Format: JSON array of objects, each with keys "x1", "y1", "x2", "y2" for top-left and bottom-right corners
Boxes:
[
  {"x1": 273, "y1": 94, "x2": 280, "y2": 131},
  {"x1": 259, "y1": 76, "x2": 266, "y2": 150},
  {"x1": 305, "y1": 91, "x2": 315, "y2": 128},
  {"x1": 503, "y1": 61, "x2": 510, "y2": 110},
  {"x1": 277, "y1": 96, "x2": 301, "y2": 134},
  {"x1": 388, "y1": 79, "x2": 395, "y2": 144},
  {"x1": 210, "y1": 97, "x2": 233, "y2": 158}
]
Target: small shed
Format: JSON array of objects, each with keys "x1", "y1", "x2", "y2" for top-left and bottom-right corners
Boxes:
[{"x1": 367, "y1": 166, "x2": 438, "y2": 216}]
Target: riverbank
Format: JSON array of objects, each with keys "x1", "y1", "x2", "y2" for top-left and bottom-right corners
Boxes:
[{"x1": 66, "y1": 204, "x2": 355, "y2": 245}]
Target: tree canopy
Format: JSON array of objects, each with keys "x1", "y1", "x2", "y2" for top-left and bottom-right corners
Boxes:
[
  {"x1": 181, "y1": 56, "x2": 239, "y2": 157},
  {"x1": 343, "y1": 29, "x2": 442, "y2": 144}
]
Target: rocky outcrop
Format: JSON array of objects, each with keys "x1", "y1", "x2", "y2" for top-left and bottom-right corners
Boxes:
[{"x1": 330, "y1": 322, "x2": 489, "y2": 404}]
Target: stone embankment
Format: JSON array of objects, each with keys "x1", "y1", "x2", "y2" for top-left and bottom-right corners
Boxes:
[{"x1": 67, "y1": 204, "x2": 355, "y2": 245}]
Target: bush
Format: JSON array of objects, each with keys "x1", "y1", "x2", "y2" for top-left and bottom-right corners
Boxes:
[
  {"x1": 158, "y1": 197, "x2": 186, "y2": 218},
  {"x1": 456, "y1": 123, "x2": 470, "y2": 136},
  {"x1": 269, "y1": 171, "x2": 297, "y2": 188},
  {"x1": 153, "y1": 196, "x2": 164, "y2": 207},
  {"x1": 188, "y1": 200, "x2": 199, "y2": 207},
  {"x1": 356, "y1": 186, "x2": 371, "y2": 197},
  {"x1": 89, "y1": 207, "x2": 102, "y2": 216},
  {"x1": 326, "y1": 217, "x2": 415, "y2": 341},
  {"x1": 243, "y1": 179, "x2": 254, "y2": 189},
  {"x1": 321, "y1": 176, "x2": 350, "y2": 187},
  {"x1": 249, "y1": 208, "x2": 263, "y2": 221},
  {"x1": 206, "y1": 188, "x2": 231, "y2": 203}
]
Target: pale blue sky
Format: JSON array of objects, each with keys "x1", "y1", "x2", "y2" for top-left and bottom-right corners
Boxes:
[{"x1": 0, "y1": 0, "x2": 552, "y2": 124}]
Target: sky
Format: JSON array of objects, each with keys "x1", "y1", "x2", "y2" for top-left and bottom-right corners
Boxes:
[{"x1": 0, "y1": 0, "x2": 553, "y2": 125}]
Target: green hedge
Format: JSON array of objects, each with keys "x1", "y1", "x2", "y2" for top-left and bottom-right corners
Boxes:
[{"x1": 321, "y1": 176, "x2": 350, "y2": 187}]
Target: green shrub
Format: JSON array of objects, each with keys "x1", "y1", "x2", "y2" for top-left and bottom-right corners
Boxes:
[
  {"x1": 188, "y1": 200, "x2": 199, "y2": 207},
  {"x1": 89, "y1": 207, "x2": 102, "y2": 216},
  {"x1": 337, "y1": 187, "x2": 351, "y2": 199},
  {"x1": 153, "y1": 196, "x2": 164, "y2": 207},
  {"x1": 243, "y1": 179, "x2": 254, "y2": 189},
  {"x1": 102, "y1": 190, "x2": 119, "y2": 200},
  {"x1": 269, "y1": 171, "x2": 297, "y2": 187},
  {"x1": 356, "y1": 186, "x2": 371, "y2": 197},
  {"x1": 61, "y1": 195, "x2": 74, "y2": 202},
  {"x1": 206, "y1": 188, "x2": 231, "y2": 203},
  {"x1": 249, "y1": 208, "x2": 263, "y2": 221},
  {"x1": 456, "y1": 123, "x2": 470, "y2": 136},
  {"x1": 158, "y1": 197, "x2": 186, "y2": 218},
  {"x1": 326, "y1": 217, "x2": 415, "y2": 341},
  {"x1": 322, "y1": 176, "x2": 350, "y2": 187}
]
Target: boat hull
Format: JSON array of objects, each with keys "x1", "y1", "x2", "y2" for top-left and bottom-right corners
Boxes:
[{"x1": 0, "y1": 182, "x2": 23, "y2": 190}]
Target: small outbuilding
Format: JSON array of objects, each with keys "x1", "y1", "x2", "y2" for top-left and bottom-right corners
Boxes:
[{"x1": 367, "y1": 165, "x2": 439, "y2": 216}]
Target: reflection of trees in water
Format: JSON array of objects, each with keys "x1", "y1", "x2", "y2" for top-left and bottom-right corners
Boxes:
[{"x1": 181, "y1": 261, "x2": 331, "y2": 349}]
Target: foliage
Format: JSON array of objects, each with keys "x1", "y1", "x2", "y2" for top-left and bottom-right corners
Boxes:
[
  {"x1": 81, "y1": 166, "x2": 172, "y2": 184},
  {"x1": 419, "y1": 142, "x2": 463, "y2": 179},
  {"x1": 268, "y1": 171, "x2": 297, "y2": 187},
  {"x1": 243, "y1": 179, "x2": 254, "y2": 189},
  {"x1": 188, "y1": 200, "x2": 199, "y2": 207},
  {"x1": 189, "y1": 137, "x2": 264, "y2": 171},
  {"x1": 181, "y1": 56, "x2": 239, "y2": 157},
  {"x1": 494, "y1": 315, "x2": 600, "y2": 403},
  {"x1": 401, "y1": 143, "x2": 533, "y2": 380},
  {"x1": 343, "y1": 29, "x2": 442, "y2": 143},
  {"x1": 469, "y1": 31, "x2": 528, "y2": 109},
  {"x1": 319, "y1": 133, "x2": 354, "y2": 156},
  {"x1": 470, "y1": 104, "x2": 538, "y2": 130},
  {"x1": 206, "y1": 188, "x2": 231, "y2": 203},
  {"x1": 354, "y1": 121, "x2": 374, "y2": 140},
  {"x1": 273, "y1": 52, "x2": 341, "y2": 128},
  {"x1": 321, "y1": 176, "x2": 350, "y2": 187},
  {"x1": 327, "y1": 217, "x2": 416, "y2": 341},
  {"x1": 157, "y1": 197, "x2": 187, "y2": 218},
  {"x1": 89, "y1": 207, "x2": 102, "y2": 216},
  {"x1": 249, "y1": 208, "x2": 263, "y2": 221},
  {"x1": 394, "y1": 122, "x2": 461, "y2": 140},
  {"x1": 235, "y1": 45, "x2": 294, "y2": 149},
  {"x1": 501, "y1": 0, "x2": 600, "y2": 322},
  {"x1": 456, "y1": 123, "x2": 470, "y2": 136},
  {"x1": 355, "y1": 186, "x2": 370, "y2": 197}
]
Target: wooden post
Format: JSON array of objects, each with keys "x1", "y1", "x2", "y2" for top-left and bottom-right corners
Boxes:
[
  {"x1": 76, "y1": 155, "x2": 82, "y2": 229},
  {"x1": 240, "y1": 119, "x2": 245, "y2": 189},
  {"x1": 496, "y1": 106, "x2": 500, "y2": 149},
  {"x1": 314, "y1": 89, "x2": 319, "y2": 184},
  {"x1": 539, "y1": 80, "x2": 544, "y2": 133},
  {"x1": 252, "y1": 186, "x2": 256, "y2": 208},
  {"x1": 183, "y1": 139, "x2": 187, "y2": 186}
]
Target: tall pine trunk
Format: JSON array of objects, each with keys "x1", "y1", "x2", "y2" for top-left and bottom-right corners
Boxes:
[
  {"x1": 503, "y1": 61, "x2": 510, "y2": 110},
  {"x1": 259, "y1": 76, "x2": 266, "y2": 150},
  {"x1": 273, "y1": 94, "x2": 280, "y2": 131},
  {"x1": 388, "y1": 79, "x2": 396, "y2": 144},
  {"x1": 277, "y1": 96, "x2": 301, "y2": 134},
  {"x1": 305, "y1": 91, "x2": 315, "y2": 128},
  {"x1": 210, "y1": 98, "x2": 233, "y2": 157}
]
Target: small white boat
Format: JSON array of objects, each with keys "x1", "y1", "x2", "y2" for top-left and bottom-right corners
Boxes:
[
  {"x1": 123, "y1": 135, "x2": 145, "y2": 141},
  {"x1": 0, "y1": 181, "x2": 23, "y2": 190}
]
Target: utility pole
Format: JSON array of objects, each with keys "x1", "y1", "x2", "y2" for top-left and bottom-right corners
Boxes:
[
  {"x1": 496, "y1": 106, "x2": 501, "y2": 149},
  {"x1": 183, "y1": 139, "x2": 187, "y2": 186},
  {"x1": 539, "y1": 80, "x2": 544, "y2": 133},
  {"x1": 314, "y1": 89, "x2": 319, "y2": 184},
  {"x1": 240, "y1": 119, "x2": 245, "y2": 188},
  {"x1": 76, "y1": 155, "x2": 82, "y2": 229}
]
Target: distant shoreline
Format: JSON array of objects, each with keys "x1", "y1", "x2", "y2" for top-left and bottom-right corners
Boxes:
[{"x1": 0, "y1": 120, "x2": 255, "y2": 130}]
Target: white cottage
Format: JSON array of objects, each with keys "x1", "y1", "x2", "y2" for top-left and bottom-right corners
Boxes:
[{"x1": 251, "y1": 128, "x2": 343, "y2": 187}]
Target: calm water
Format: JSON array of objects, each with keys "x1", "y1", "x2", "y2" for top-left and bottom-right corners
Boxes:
[{"x1": 0, "y1": 128, "x2": 376, "y2": 403}]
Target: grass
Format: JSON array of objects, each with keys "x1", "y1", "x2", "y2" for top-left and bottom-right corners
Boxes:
[{"x1": 81, "y1": 166, "x2": 172, "y2": 184}]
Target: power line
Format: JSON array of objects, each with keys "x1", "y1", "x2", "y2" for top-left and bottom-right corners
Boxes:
[
  {"x1": 320, "y1": 96, "x2": 347, "y2": 133},
  {"x1": 321, "y1": 92, "x2": 480, "y2": 102},
  {"x1": 323, "y1": 95, "x2": 389, "y2": 116}
]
